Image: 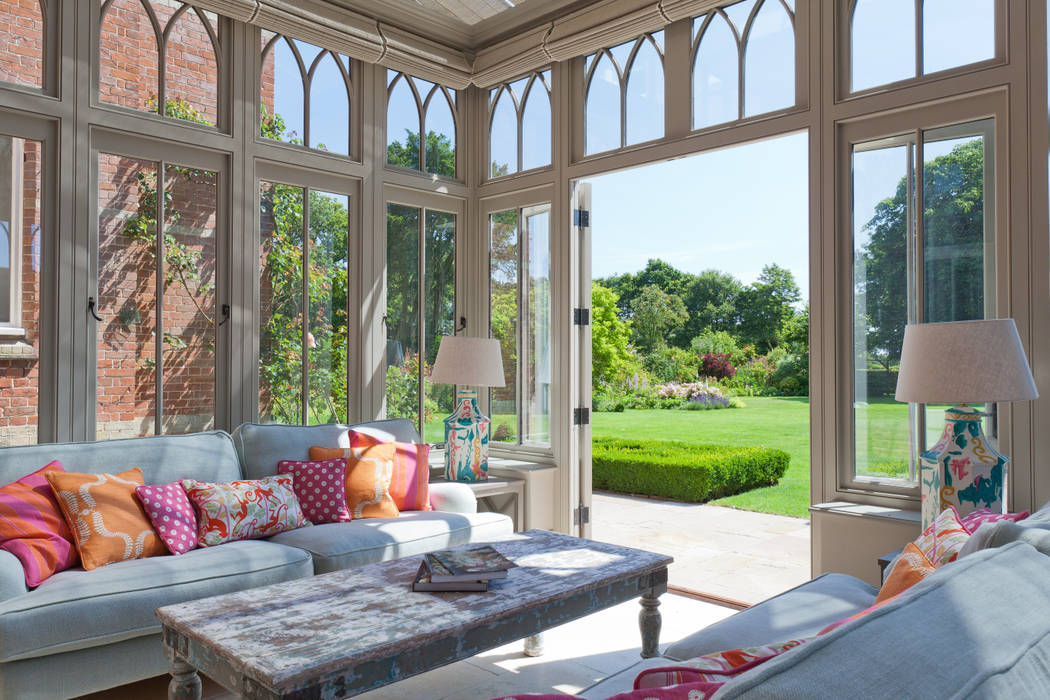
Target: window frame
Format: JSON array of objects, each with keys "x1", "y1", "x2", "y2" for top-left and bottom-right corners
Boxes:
[
  {"x1": 485, "y1": 69, "x2": 554, "y2": 182},
  {"x1": 0, "y1": 136, "x2": 24, "y2": 336},
  {"x1": 384, "y1": 71, "x2": 460, "y2": 181}
]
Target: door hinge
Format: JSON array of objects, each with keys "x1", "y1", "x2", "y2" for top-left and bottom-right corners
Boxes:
[
  {"x1": 573, "y1": 407, "x2": 590, "y2": 426},
  {"x1": 573, "y1": 208, "x2": 590, "y2": 228},
  {"x1": 573, "y1": 307, "x2": 590, "y2": 326},
  {"x1": 573, "y1": 505, "x2": 591, "y2": 526}
]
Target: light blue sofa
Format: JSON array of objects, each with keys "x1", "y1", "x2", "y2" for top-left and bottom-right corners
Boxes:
[{"x1": 0, "y1": 420, "x2": 512, "y2": 699}]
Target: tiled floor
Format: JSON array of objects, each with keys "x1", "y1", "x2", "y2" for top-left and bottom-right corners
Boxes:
[
  {"x1": 84, "y1": 594, "x2": 734, "y2": 700},
  {"x1": 591, "y1": 492, "x2": 811, "y2": 605}
]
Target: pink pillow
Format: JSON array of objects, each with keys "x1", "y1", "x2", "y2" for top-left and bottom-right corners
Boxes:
[
  {"x1": 959, "y1": 508, "x2": 1030, "y2": 534},
  {"x1": 276, "y1": 459, "x2": 351, "y2": 524},
  {"x1": 0, "y1": 462, "x2": 79, "y2": 586},
  {"x1": 345, "y1": 429, "x2": 432, "y2": 511},
  {"x1": 182, "y1": 476, "x2": 311, "y2": 547},
  {"x1": 135, "y1": 482, "x2": 199, "y2": 555}
]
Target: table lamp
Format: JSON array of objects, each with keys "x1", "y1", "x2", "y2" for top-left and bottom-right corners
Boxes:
[
  {"x1": 895, "y1": 319, "x2": 1038, "y2": 528},
  {"x1": 429, "y1": 336, "x2": 505, "y2": 482}
]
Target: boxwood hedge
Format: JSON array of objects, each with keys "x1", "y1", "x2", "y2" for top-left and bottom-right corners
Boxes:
[{"x1": 592, "y1": 437, "x2": 790, "y2": 503}]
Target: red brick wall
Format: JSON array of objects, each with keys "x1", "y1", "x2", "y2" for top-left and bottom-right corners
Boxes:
[{"x1": 0, "y1": 0, "x2": 43, "y2": 90}]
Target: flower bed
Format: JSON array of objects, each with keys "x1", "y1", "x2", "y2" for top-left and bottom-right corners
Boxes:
[{"x1": 592, "y1": 437, "x2": 790, "y2": 503}]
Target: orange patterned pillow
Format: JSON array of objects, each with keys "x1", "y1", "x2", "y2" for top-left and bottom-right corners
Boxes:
[
  {"x1": 45, "y1": 468, "x2": 168, "y2": 570},
  {"x1": 343, "y1": 444, "x2": 399, "y2": 519},
  {"x1": 875, "y1": 542, "x2": 936, "y2": 603},
  {"x1": 311, "y1": 433, "x2": 431, "y2": 511}
]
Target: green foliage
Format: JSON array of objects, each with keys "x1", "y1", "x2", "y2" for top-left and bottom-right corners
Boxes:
[
  {"x1": 690, "y1": 329, "x2": 740, "y2": 357},
  {"x1": 630, "y1": 284, "x2": 689, "y2": 352},
  {"x1": 642, "y1": 345, "x2": 696, "y2": 383},
  {"x1": 680, "y1": 270, "x2": 743, "y2": 344},
  {"x1": 592, "y1": 437, "x2": 789, "y2": 502},
  {"x1": 735, "y1": 264, "x2": 801, "y2": 352},
  {"x1": 591, "y1": 282, "x2": 635, "y2": 388},
  {"x1": 387, "y1": 129, "x2": 456, "y2": 177}
]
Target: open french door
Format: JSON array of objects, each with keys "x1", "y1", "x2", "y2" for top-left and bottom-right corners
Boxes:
[{"x1": 572, "y1": 182, "x2": 592, "y2": 538}]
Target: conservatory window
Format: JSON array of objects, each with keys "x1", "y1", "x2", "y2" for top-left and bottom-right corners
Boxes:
[
  {"x1": 488, "y1": 70, "x2": 552, "y2": 178},
  {"x1": 583, "y1": 32, "x2": 665, "y2": 155},
  {"x1": 386, "y1": 71, "x2": 458, "y2": 178}
]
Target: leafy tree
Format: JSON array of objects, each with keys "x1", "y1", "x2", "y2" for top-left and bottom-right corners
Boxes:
[
  {"x1": 630, "y1": 284, "x2": 689, "y2": 353},
  {"x1": 735, "y1": 264, "x2": 801, "y2": 352},
  {"x1": 680, "y1": 270, "x2": 742, "y2": 345},
  {"x1": 600, "y1": 258, "x2": 688, "y2": 318},
  {"x1": 387, "y1": 129, "x2": 456, "y2": 177},
  {"x1": 591, "y1": 282, "x2": 633, "y2": 388}
]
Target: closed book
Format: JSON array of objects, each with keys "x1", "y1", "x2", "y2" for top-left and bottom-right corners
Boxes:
[
  {"x1": 412, "y1": 561, "x2": 488, "y2": 592},
  {"x1": 426, "y1": 545, "x2": 517, "y2": 581}
]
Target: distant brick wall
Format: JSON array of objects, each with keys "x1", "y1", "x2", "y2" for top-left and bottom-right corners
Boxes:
[{"x1": 0, "y1": 0, "x2": 43, "y2": 90}]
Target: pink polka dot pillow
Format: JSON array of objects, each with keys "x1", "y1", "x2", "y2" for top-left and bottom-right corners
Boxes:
[
  {"x1": 276, "y1": 459, "x2": 351, "y2": 524},
  {"x1": 134, "y1": 482, "x2": 199, "y2": 555}
]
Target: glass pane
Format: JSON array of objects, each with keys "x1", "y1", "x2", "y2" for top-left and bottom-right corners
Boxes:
[
  {"x1": 521, "y1": 79, "x2": 552, "y2": 171},
  {"x1": 423, "y1": 209, "x2": 456, "y2": 443},
  {"x1": 585, "y1": 53, "x2": 621, "y2": 155},
  {"x1": 97, "y1": 153, "x2": 159, "y2": 439},
  {"x1": 425, "y1": 91, "x2": 456, "y2": 177},
  {"x1": 723, "y1": 0, "x2": 757, "y2": 34},
  {"x1": 0, "y1": 136, "x2": 42, "y2": 446},
  {"x1": 852, "y1": 0, "x2": 915, "y2": 91},
  {"x1": 923, "y1": 0, "x2": 994, "y2": 75},
  {"x1": 99, "y1": 0, "x2": 159, "y2": 113},
  {"x1": 625, "y1": 37, "x2": 664, "y2": 145},
  {"x1": 387, "y1": 75, "x2": 420, "y2": 169},
  {"x1": 693, "y1": 13, "x2": 740, "y2": 129},
  {"x1": 308, "y1": 53, "x2": 350, "y2": 155},
  {"x1": 922, "y1": 130, "x2": 990, "y2": 323},
  {"x1": 163, "y1": 8, "x2": 219, "y2": 126},
  {"x1": 262, "y1": 38, "x2": 305, "y2": 144},
  {"x1": 0, "y1": 0, "x2": 44, "y2": 89},
  {"x1": 259, "y1": 181, "x2": 304, "y2": 424},
  {"x1": 489, "y1": 88, "x2": 518, "y2": 177},
  {"x1": 307, "y1": 190, "x2": 349, "y2": 424},
  {"x1": 489, "y1": 209, "x2": 517, "y2": 444},
  {"x1": 743, "y1": 0, "x2": 794, "y2": 117},
  {"x1": 385, "y1": 203, "x2": 420, "y2": 429},
  {"x1": 852, "y1": 142, "x2": 912, "y2": 479},
  {"x1": 523, "y1": 204, "x2": 551, "y2": 446},
  {"x1": 161, "y1": 162, "x2": 216, "y2": 434}
]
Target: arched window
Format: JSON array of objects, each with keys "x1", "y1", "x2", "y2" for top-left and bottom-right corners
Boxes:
[
  {"x1": 583, "y1": 33, "x2": 664, "y2": 156},
  {"x1": 850, "y1": 0, "x2": 995, "y2": 93},
  {"x1": 260, "y1": 33, "x2": 352, "y2": 156},
  {"x1": 0, "y1": 0, "x2": 44, "y2": 90},
  {"x1": 487, "y1": 70, "x2": 552, "y2": 178},
  {"x1": 99, "y1": 0, "x2": 222, "y2": 126},
  {"x1": 386, "y1": 71, "x2": 458, "y2": 178},
  {"x1": 691, "y1": 0, "x2": 795, "y2": 131}
]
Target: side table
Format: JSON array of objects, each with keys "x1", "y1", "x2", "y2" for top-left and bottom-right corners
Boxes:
[{"x1": 431, "y1": 474, "x2": 525, "y2": 531}]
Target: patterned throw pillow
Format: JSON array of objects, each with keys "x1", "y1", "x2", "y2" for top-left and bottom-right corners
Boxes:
[
  {"x1": 959, "y1": 508, "x2": 1030, "y2": 534},
  {"x1": 311, "y1": 431, "x2": 432, "y2": 511},
  {"x1": 874, "y1": 542, "x2": 936, "y2": 603},
  {"x1": 276, "y1": 459, "x2": 351, "y2": 524},
  {"x1": 913, "y1": 506, "x2": 971, "y2": 566},
  {"x1": 182, "y1": 475, "x2": 311, "y2": 547},
  {"x1": 45, "y1": 468, "x2": 168, "y2": 570},
  {"x1": 135, "y1": 482, "x2": 199, "y2": 555},
  {"x1": 0, "y1": 462, "x2": 79, "y2": 586},
  {"x1": 344, "y1": 444, "x2": 399, "y2": 519}
]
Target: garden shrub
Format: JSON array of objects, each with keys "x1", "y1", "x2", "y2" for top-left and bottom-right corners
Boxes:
[
  {"x1": 700, "y1": 352, "x2": 735, "y2": 379},
  {"x1": 642, "y1": 345, "x2": 698, "y2": 383},
  {"x1": 592, "y1": 438, "x2": 789, "y2": 502}
]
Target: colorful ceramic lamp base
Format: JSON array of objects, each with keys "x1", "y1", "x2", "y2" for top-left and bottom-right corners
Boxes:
[
  {"x1": 443, "y1": 388, "x2": 491, "y2": 482},
  {"x1": 920, "y1": 405, "x2": 1007, "y2": 529}
]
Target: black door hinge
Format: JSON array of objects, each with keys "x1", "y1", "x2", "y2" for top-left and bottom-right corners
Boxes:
[
  {"x1": 574, "y1": 208, "x2": 590, "y2": 228},
  {"x1": 573, "y1": 308, "x2": 590, "y2": 326},
  {"x1": 573, "y1": 505, "x2": 591, "y2": 526},
  {"x1": 573, "y1": 407, "x2": 590, "y2": 426}
]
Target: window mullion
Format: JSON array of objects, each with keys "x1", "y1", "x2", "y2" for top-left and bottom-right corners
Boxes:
[
  {"x1": 155, "y1": 161, "x2": 166, "y2": 435},
  {"x1": 301, "y1": 189, "x2": 310, "y2": 425},
  {"x1": 418, "y1": 209, "x2": 426, "y2": 439},
  {"x1": 517, "y1": 209, "x2": 526, "y2": 446}
]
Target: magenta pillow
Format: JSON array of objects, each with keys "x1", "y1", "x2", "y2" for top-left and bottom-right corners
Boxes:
[
  {"x1": 0, "y1": 462, "x2": 79, "y2": 586},
  {"x1": 276, "y1": 459, "x2": 351, "y2": 524},
  {"x1": 960, "y1": 508, "x2": 1030, "y2": 534},
  {"x1": 135, "y1": 482, "x2": 199, "y2": 555}
]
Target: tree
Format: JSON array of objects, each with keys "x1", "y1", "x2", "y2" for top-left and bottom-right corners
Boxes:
[
  {"x1": 591, "y1": 282, "x2": 633, "y2": 388},
  {"x1": 679, "y1": 270, "x2": 742, "y2": 345},
  {"x1": 735, "y1": 264, "x2": 801, "y2": 352},
  {"x1": 599, "y1": 258, "x2": 688, "y2": 319},
  {"x1": 387, "y1": 129, "x2": 456, "y2": 177},
  {"x1": 630, "y1": 284, "x2": 689, "y2": 353}
]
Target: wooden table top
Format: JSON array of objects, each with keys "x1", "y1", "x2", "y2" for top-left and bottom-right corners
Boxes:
[{"x1": 157, "y1": 529, "x2": 672, "y2": 697}]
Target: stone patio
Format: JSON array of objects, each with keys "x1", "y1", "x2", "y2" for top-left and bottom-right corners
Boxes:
[{"x1": 591, "y1": 492, "x2": 811, "y2": 605}]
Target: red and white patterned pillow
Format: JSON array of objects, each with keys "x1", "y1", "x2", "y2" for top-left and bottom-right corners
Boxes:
[
  {"x1": 276, "y1": 459, "x2": 351, "y2": 524},
  {"x1": 181, "y1": 476, "x2": 311, "y2": 547},
  {"x1": 135, "y1": 482, "x2": 199, "y2": 555},
  {"x1": 959, "y1": 508, "x2": 1030, "y2": 534},
  {"x1": 913, "y1": 507, "x2": 971, "y2": 566}
]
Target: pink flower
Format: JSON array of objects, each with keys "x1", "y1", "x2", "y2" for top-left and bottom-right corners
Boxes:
[{"x1": 307, "y1": 332, "x2": 316, "y2": 348}]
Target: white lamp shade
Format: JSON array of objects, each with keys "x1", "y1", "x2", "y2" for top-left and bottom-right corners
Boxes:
[
  {"x1": 429, "y1": 336, "x2": 506, "y2": 388},
  {"x1": 895, "y1": 319, "x2": 1038, "y2": 404}
]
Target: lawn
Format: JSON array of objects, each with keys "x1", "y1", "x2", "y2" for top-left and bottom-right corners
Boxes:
[{"x1": 591, "y1": 397, "x2": 923, "y2": 519}]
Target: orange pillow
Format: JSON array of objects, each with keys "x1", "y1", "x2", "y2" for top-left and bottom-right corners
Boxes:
[
  {"x1": 317, "y1": 444, "x2": 400, "y2": 519},
  {"x1": 45, "y1": 468, "x2": 168, "y2": 570},
  {"x1": 311, "y1": 433, "x2": 431, "y2": 511},
  {"x1": 874, "y1": 542, "x2": 936, "y2": 603}
]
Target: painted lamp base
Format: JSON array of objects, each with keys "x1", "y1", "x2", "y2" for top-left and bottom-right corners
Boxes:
[
  {"x1": 443, "y1": 389, "x2": 491, "y2": 482},
  {"x1": 920, "y1": 405, "x2": 1007, "y2": 530}
]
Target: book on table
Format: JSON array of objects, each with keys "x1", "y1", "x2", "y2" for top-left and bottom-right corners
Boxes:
[
  {"x1": 425, "y1": 544, "x2": 517, "y2": 582},
  {"x1": 411, "y1": 561, "x2": 488, "y2": 592}
]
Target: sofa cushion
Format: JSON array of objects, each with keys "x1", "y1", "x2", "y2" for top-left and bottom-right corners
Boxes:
[
  {"x1": 265, "y1": 510, "x2": 514, "y2": 574},
  {"x1": 579, "y1": 658, "x2": 680, "y2": 700},
  {"x1": 958, "y1": 519, "x2": 1050, "y2": 559},
  {"x1": 0, "y1": 431, "x2": 242, "y2": 487},
  {"x1": 663, "y1": 573, "x2": 877, "y2": 661},
  {"x1": 713, "y1": 542, "x2": 1050, "y2": 698},
  {"x1": 0, "y1": 539, "x2": 313, "y2": 661}
]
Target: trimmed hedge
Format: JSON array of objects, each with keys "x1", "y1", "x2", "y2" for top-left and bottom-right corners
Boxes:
[{"x1": 592, "y1": 437, "x2": 790, "y2": 503}]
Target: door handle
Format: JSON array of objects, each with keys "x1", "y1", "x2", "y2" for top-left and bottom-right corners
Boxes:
[
  {"x1": 88, "y1": 297, "x2": 103, "y2": 322},
  {"x1": 218, "y1": 303, "x2": 231, "y2": 327}
]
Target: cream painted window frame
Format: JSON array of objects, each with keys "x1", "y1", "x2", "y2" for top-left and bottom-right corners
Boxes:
[{"x1": 0, "y1": 137, "x2": 25, "y2": 336}]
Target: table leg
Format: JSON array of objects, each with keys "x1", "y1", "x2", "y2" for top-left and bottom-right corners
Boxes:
[
  {"x1": 168, "y1": 657, "x2": 202, "y2": 700},
  {"x1": 639, "y1": 589, "x2": 662, "y2": 658},
  {"x1": 524, "y1": 633, "x2": 544, "y2": 657}
]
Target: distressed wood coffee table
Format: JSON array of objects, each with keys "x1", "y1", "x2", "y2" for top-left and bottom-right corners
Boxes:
[{"x1": 156, "y1": 529, "x2": 671, "y2": 699}]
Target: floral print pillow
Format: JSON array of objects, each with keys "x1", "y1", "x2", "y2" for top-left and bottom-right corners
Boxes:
[{"x1": 181, "y1": 476, "x2": 311, "y2": 547}]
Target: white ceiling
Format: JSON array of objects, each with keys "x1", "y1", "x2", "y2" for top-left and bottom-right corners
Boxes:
[{"x1": 410, "y1": 0, "x2": 522, "y2": 26}]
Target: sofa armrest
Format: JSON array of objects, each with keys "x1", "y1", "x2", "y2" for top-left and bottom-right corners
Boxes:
[
  {"x1": 428, "y1": 482, "x2": 478, "y2": 514},
  {"x1": 0, "y1": 550, "x2": 28, "y2": 601}
]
